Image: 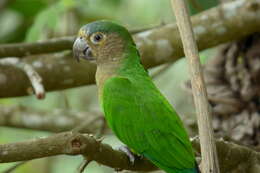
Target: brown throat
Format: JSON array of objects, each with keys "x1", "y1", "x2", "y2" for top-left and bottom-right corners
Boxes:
[{"x1": 95, "y1": 61, "x2": 122, "y2": 99}]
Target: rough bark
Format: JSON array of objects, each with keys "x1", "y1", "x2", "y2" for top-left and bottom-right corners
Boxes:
[
  {"x1": 0, "y1": 132, "x2": 259, "y2": 173},
  {"x1": 0, "y1": 132, "x2": 157, "y2": 172}
]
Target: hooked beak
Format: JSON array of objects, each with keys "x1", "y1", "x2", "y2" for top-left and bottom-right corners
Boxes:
[{"x1": 73, "y1": 37, "x2": 95, "y2": 62}]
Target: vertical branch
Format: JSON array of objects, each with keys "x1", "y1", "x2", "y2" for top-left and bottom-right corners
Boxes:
[{"x1": 170, "y1": 1, "x2": 220, "y2": 173}]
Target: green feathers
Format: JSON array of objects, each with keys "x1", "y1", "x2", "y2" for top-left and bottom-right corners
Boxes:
[
  {"x1": 102, "y1": 53, "x2": 197, "y2": 172},
  {"x1": 74, "y1": 21, "x2": 199, "y2": 173}
]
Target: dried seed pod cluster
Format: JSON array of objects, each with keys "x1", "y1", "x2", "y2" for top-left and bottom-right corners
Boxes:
[{"x1": 186, "y1": 34, "x2": 260, "y2": 146}]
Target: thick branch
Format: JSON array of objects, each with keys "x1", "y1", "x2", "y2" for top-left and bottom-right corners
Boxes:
[
  {"x1": 0, "y1": 132, "x2": 157, "y2": 172},
  {"x1": 0, "y1": 51, "x2": 97, "y2": 98},
  {"x1": 0, "y1": 105, "x2": 108, "y2": 134},
  {"x1": 0, "y1": 0, "x2": 260, "y2": 98},
  {"x1": 0, "y1": 132, "x2": 259, "y2": 172}
]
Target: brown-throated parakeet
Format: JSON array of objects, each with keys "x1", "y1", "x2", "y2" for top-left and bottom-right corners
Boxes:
[{"x1": 73, "y1": 21, "x2": 199, "y2": 173}]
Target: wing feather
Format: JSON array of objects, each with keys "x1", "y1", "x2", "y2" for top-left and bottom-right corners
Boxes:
[{"x1": 102, "y1": 76, "x2": 195, "y2": 169}]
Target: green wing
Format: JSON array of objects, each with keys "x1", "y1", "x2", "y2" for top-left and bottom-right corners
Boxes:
[{"x1": 102, "y1": 76, "x2": 195, "y2": 170}]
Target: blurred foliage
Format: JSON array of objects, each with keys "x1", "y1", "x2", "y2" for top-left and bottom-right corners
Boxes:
[
  {"x1": 25, "y1": 1, "x2": 65, "y2": 42},
  {"x1": 0, "y1": 0, "x2": 218, "y2": 172},
  {"x1": 9, "y1": 0, "x2": 47, "y2": 17},
  {"x1": 186, "y1": 0, "x2": 218, "y2": 15}
]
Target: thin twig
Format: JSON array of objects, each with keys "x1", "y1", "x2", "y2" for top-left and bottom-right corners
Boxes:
[
  {"x1": 0, "y1": 57, "x2": 45, "y2": 99},
  {"x1": 170, "y1": 0, "x2": 220, "y2": 173},
  {"x1": 77, "y1": 159, "x2": 92, "y2": 173}
]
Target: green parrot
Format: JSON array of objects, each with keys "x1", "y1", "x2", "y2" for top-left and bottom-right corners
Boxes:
[{"x1": 73, "y1": 21, "x2": 199, "y2": 173}]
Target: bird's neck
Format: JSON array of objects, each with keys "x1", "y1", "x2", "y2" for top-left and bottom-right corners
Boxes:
[
  {"x1": 96, "y1": 44, "x2": 144, "y2": 96},
  {"x1": 96, "y1": 61, "x2": 121, "y2": 91}
]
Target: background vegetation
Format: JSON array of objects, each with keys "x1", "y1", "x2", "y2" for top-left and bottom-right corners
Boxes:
[{"x1": 0, "y1": 0, "x2": 259, "y2": 173}]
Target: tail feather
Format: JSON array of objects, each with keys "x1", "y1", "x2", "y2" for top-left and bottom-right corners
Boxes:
[
  {"x1": 164, "y1": 167, "x2": 199, "y2": 173},
  {"x1": 143, "y1": 153, "x2": 200, "y2": 173}
]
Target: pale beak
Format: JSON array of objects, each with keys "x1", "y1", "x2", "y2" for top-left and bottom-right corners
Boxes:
[{"x1": 73, "y1": 37, "x2": 94, "y2": 62}]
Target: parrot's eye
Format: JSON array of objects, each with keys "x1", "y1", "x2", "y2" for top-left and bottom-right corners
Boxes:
[{"x1": 90, "y1": 32, "x2": 104, "y2": 44}]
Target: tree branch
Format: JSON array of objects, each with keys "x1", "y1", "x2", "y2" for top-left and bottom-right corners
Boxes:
[
  {"x1": 0, "y1": 0, "x2": 259, "y2": 98},
  {"x1": 0, "y1": 37, "x2": 75, "y2": 58},
  {"x1": 0, "y1": 57, "x2": 45, "y2": 99},
  {"x1": 0, "y1": 105, "x2": 259, "y2": 172},
  {"x1": 0, "y1": 132, "x2": 157, "y2": 172},
  {"x1": 192, "y1": 138, "x2": 260, "y2": 173},
  {"x1": 0, "y1": 26, "x2": 162, "y2": 58},
  {"x1": 0, "y1": 51, "x2": 97, "y2": 98},
  {"x1": 0, "y1": 105, "x2": 108, "y2": 134},
  {"x1": 0, "y1": 132, "x2": 259, "y2": 172},
  {"x1": 170, "y1": 0, "x2": 220, "y2": 172}
]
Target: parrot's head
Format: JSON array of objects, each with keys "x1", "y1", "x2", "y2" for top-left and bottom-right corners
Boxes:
[{"x1": 73, "y1": 20, "x2": 135, "y2": 64}]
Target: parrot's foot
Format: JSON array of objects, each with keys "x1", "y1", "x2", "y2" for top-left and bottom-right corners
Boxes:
[{"x1": 118, "y1": 146, "x2": 142, "y2": 165}]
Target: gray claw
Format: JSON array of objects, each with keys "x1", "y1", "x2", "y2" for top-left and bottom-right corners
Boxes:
[{"x1": 118, "y1": 146, "x2": 136, "y2": 165}]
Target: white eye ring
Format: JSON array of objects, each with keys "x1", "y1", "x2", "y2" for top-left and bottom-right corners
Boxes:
[{"x1": 90, "y1": 32, "x2": 104, "y2": 44}]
